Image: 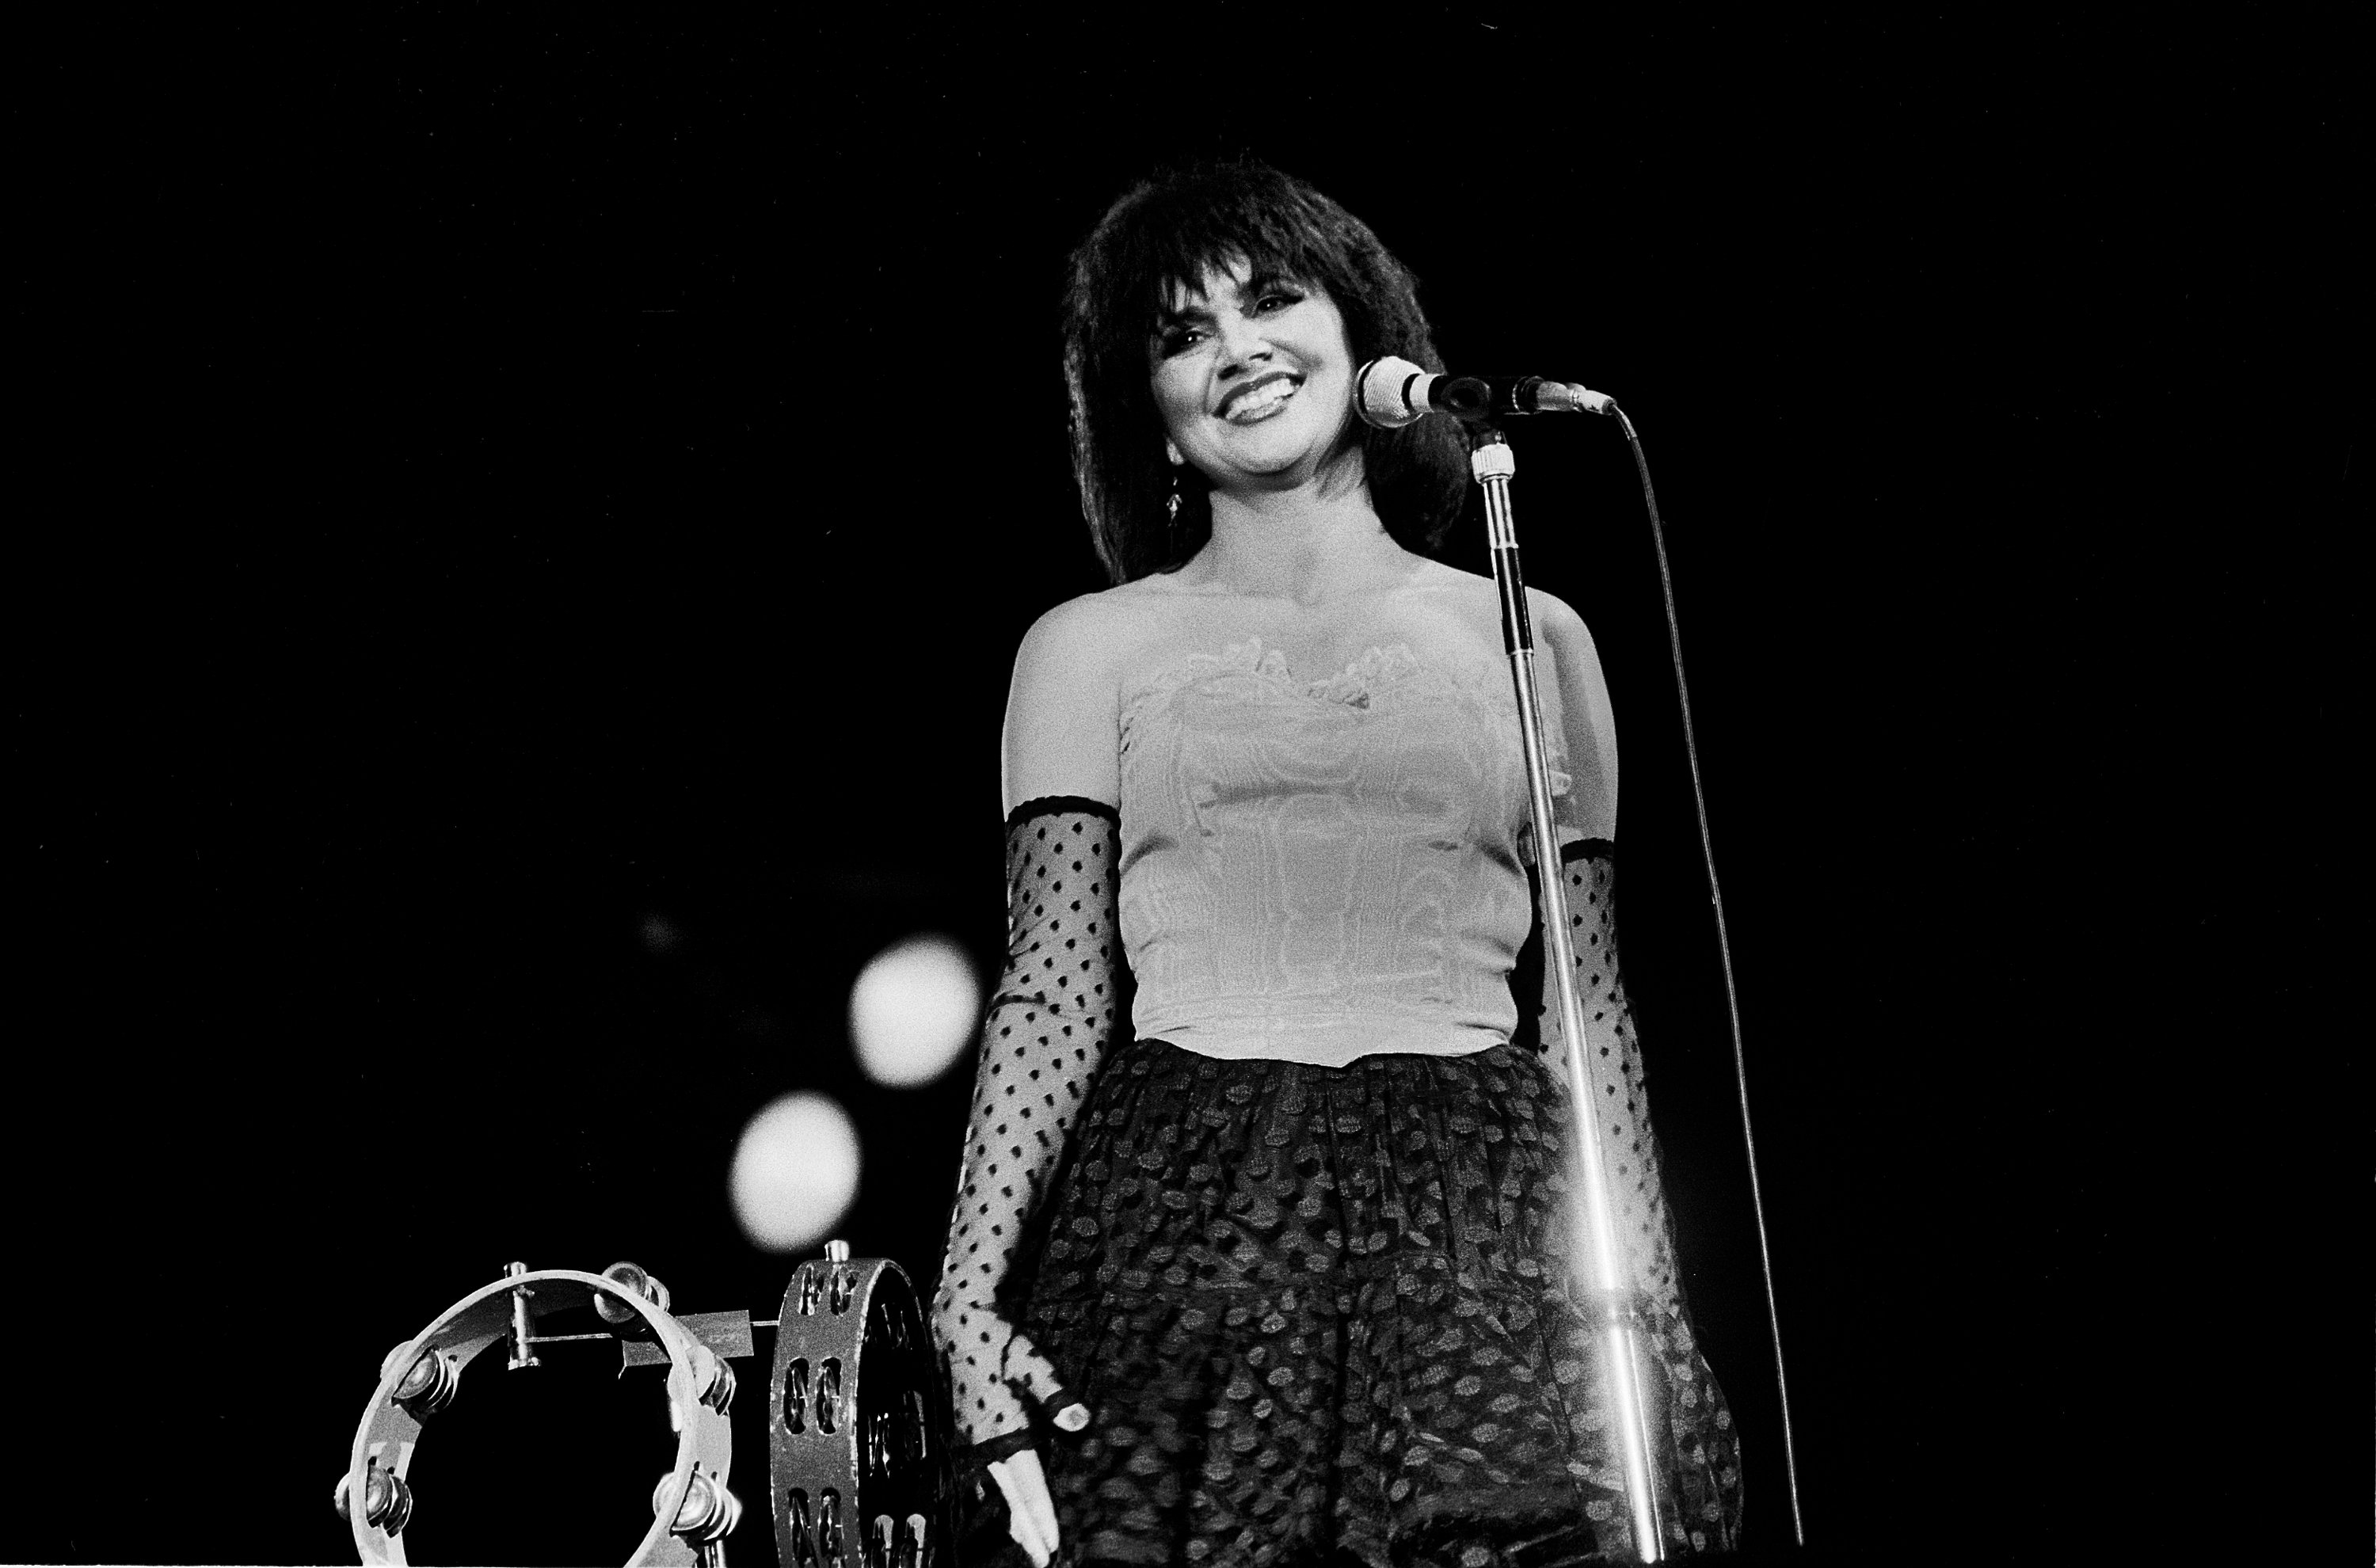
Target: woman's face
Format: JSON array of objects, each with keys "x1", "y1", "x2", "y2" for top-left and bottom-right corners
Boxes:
[{"x1": 1148, "y1": 258, "x2": 1356, "y2": 493}]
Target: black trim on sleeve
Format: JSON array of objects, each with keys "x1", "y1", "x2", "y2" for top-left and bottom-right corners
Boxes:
[
  {"x1": 955, "y1": 1425, "x2": 1040, "y2": 1471},
  {"x1": 1559, "y1": 836, "x2": 1616, "y2": 866},
  {"x1": 1006, "y1": 795, "x2": 1121, "y2": 830}
]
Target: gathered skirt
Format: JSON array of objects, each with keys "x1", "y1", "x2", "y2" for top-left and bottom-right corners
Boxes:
[{"x1": 961, "y1": 1037, "x2": 1743, "y2": 1568}]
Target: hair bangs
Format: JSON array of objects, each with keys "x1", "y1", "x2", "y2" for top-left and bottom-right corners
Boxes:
[{"x1": 1121, "y1": 170, "x2": 1354, "y2": 332}]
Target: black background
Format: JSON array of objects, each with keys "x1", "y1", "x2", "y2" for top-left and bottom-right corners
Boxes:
[{"x1": 12, "y1": 10, "x2": 2363, "y2": 1566}]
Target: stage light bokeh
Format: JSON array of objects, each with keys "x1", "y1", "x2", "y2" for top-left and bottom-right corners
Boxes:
[
  {"x1": 729, "y1": 1092, "x2": 861, "y2": 1252},
  {"x1": 849, "y1": 933, "x2": 980, "y2": 1087}
]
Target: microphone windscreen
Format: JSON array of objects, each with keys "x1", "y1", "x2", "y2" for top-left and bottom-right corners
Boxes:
[{"x1": 1354, "y1": 355, "x2": 1433, "y2": 429}]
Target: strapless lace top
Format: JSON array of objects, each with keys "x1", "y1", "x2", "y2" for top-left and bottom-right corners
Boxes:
[{"x1": 1118, "y1": 636, "x2": 1571, "y2": 1068}]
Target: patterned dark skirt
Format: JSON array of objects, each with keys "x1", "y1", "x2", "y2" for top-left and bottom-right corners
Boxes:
[{"x1": 961, "y1": 1037, "x2": 1743, "y2": 1568}]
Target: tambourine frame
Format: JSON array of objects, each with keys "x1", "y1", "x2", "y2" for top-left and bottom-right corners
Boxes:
[
  {"x1": 344, "y1": 1266, "x2": 733, "y2": 1566},
  {"x1": 769, "y1": 1254, "x2": 954, "y2": 1568}
]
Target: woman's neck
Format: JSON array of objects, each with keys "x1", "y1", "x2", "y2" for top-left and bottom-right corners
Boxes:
[{"x1": 1189, "y1": 472, "x2": 1407, "y2": 607}]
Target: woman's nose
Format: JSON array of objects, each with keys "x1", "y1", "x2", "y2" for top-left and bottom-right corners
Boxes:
[{"x1": 1213, "y1": 311, "x2": 1274, "y2": 371}]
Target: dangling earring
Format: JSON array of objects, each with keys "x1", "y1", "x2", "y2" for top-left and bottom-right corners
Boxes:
[{"x1": 1165, "y1": 443, "x2": 1186, "y2": 545}]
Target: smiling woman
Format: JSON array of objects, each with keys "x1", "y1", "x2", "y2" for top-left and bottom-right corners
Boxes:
[
  {"x1": 1060, "y1": 161, "x2": 1470, "y2": 586},
  {"x1": 929, "y1": 160, "x2": 1742, "y2": 1568}
]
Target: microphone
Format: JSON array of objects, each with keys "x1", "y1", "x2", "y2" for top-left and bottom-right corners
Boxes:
[{"x1": 1354, "y1": 355, "x2": 1613, "y2": 428}]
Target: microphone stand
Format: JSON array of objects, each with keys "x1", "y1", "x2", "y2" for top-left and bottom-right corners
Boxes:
[{"x1": 1470, "y1": 424, "x2": 1668, "y2": 1562}]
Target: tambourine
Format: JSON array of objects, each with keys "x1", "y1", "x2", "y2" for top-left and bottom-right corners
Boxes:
[
  {"x1": 768, "y1": 1244, "x2": 955, "y2": 1568},
  {"x1": 337, "y1": 1261, "x2": 739, "y2": 1566},
  {"x1": 336, "y1": 1246, "x2": 953, "y2": 1567}
]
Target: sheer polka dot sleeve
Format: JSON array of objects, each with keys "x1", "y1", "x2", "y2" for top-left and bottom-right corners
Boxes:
[
  {"x1": 1536, "y1": 841, "x2": 1689, "y2": 1328},
  {"x1": 930, "y1": 797, "x2": 1122, "y2": 1460}
]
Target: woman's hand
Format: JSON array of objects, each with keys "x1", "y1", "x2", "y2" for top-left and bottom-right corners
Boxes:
[
  {"x1": 979, "y1": 1395, "x2": 1087, "y2": 1568},
  {"x1": 987, "y1": 1448, "x2": 1060, "y2": 1568}
]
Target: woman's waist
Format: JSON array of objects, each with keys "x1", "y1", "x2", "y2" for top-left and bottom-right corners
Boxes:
[
  {"x1": 1128, "y1": 996, "x2": 1514, "y2": 1069},
  {"x1": 1124, "y1": 923, "x2": 1525, "y2": 1007}
]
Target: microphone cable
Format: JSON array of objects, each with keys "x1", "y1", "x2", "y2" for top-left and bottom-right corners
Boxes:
[{"x1": 1611, "y1": 402, "x2": 1808, "y2": 1549}]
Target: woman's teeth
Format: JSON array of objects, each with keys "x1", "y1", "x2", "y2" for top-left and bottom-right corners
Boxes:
[{"x1": 1225, "y1": 380, "x2": 1297, "y2": 423}]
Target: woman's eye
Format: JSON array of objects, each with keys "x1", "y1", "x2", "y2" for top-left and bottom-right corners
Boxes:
[{"x1": 1159, "y1": 325, "x2": 1206, "y2": 356}]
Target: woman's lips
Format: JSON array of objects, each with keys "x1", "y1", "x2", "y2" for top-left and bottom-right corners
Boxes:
[{"x1": 1219, "y1": 375, "x2": 1300, "y2": 424}]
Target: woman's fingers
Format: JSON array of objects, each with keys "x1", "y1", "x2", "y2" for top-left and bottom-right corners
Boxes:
[
  {"x1": 984, "y1": 1330, "x2": 1085, "y2": 1564},
  {"x1": 987, "y1": 1449, "x2": 1060, "y2": 1568}
]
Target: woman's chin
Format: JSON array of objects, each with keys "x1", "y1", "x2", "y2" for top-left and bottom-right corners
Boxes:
[{"x1": 1211, "y1": 439, "x2": 1343, "y2": 488}]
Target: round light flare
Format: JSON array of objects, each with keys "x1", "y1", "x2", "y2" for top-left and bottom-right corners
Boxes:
[
  {"x1": 849, "y1": 934, "x2": 980, "y2": 1087},
  {"x1": 729, "y1": 1093, "x2": 861, "y2": 1254}
]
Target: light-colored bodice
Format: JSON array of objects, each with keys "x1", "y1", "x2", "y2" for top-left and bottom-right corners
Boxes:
[{"x1": 1118, "y1": 636, "x2": 1569, "y2": 1068}]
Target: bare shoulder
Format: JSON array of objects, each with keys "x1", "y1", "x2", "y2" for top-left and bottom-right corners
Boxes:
[
  {"x1": 1003, "y1": 582, "x2": 1171, "y2": 813},
  {"x1": 1525, "y1": 584, "x2": 1597, "y2": 657},
  {"x1": 1011, "y1": 580, "x2": 1175, "y2": 689},
  {"x1": 1514, "y1": 585, "x2": 1608, "y2": 712},
  {"x1": 1407, "y1": 559, "x2": 1597, "y2": 651},
  {"x1": 1014, "y1": 585, "x2": 1125, "y2": 668}
]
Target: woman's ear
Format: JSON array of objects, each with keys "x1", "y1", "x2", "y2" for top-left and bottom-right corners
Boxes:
[{"x1": 1166, "y1": 440, "x2": 1183, "y2": 467}]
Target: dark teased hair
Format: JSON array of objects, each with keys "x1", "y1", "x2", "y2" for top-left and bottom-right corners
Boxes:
[{"x1": 1061, "y1": 159, "x2": 1471, "y2": 585}]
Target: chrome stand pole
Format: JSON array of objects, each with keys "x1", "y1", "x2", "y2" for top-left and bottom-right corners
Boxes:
[{"x1": 1470, "y1": 425, "x2": 1666, "y2": 1562}]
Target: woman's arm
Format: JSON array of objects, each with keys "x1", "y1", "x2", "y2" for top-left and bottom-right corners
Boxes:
[
  {"x1": 1530, "y1": 587, "x2": 1618, "y2": 844},
  {"x1": 938, "y1": 593, "x2": 1129, "y2": 1566},
  {"x1": 1001, "y1": 592, "x2": 1125, "y2": 814},
  {"x1": 1525, "y1": 592, "x2": 1687, "y2": 1310}
]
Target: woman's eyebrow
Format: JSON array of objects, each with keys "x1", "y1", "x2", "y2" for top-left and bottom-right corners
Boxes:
[
  {"x1": 1154, "y1": 298, "x2": 1216, "y2": 329},
  {"x1": 1156, "y1": 274, "x2": 1299, "y2": 329}
]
